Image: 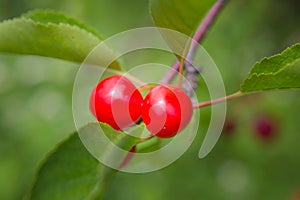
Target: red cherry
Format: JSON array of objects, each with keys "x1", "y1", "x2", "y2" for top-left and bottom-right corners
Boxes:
[
  {"x1": 90, "y1": 75, "x2": 143, "y2": 130},
  {"x1": 253, "y1": 115, "x2": 278, "y2": 141},
  {"x1": 141, "y1": 84, "x2": 193, "y2": 138}
]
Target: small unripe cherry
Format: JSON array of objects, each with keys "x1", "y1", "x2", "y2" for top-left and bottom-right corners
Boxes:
[
  {"x1": 90, "y1": 75, "x2": 143, "y2": 130},
  {"x1": 141, "y1": 84, "x2": 193, "y2": 138}
]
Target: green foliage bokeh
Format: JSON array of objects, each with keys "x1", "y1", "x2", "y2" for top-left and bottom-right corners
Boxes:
[{"x1": 0, "y1": 0, "x2": 300, "y2": 200}]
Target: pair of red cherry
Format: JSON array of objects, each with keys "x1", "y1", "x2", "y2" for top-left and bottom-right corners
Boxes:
[{"x1": 90, "y1": 75, "x2": 193, "y2": 138}]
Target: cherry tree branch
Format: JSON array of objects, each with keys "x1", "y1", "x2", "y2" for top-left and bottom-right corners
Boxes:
[
  {"x1": 193, "y1": 91, "x2": 243, "y2": 108},
  {"x1": 118, "y1": 0, "x2": 228, "y2": 171},
  {"x1": 160, "y1": 0, "x2": 227, "y2": 84},
  {"x1": 186, "y1": 0, "x2": 227, "y2": 62}
]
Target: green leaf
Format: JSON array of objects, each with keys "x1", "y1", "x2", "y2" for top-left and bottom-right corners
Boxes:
[
  {"x1": 241, "y1": 43, "x2": 300, "y2": 93},
  {"x1": 23, "y1": 10, "x2": 102, "y2": 38},
  {"x1": 0, "y1": 10, "x2": 120, "y2": 70},
  {"x1": 136, "y1": 137, "x2": 161, "y2": 153},
  {"x1": 150, "y1": 0, "x2": 215, "y2": 37},
  {"x1": 26, "y1": 123, "x2": 142, "y2": 200}
]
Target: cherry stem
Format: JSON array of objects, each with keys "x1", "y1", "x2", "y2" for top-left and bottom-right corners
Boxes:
[
  {"x1": 160, "y1": 0, "x2": 227, "y2": 84},
  {"x1": 193, "y1": 91, "x2": 243, "y2": 108},
  {"x1": 117, "y1": 135, "x2": 153, "y2": 170},
  {"x1": 138, "y1": 84, "x2": 157, "y2": 92},
  {"x1": 178, "y1": 45, "x2": 188, "y2": 89},
  {"x1": 118, "y1": 146, "x2": 136, "y2": 170},
  {"x1": 138, "y1": 134, "x2": 154, "y2": 143}
]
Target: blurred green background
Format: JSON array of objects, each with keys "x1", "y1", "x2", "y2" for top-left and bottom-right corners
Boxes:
[{"x1": 0, "y1": 0, "x2": 300, "y2": 199}]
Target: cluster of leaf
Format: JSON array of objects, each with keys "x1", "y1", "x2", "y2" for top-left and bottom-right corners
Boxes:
[{"x1": 0, "y1": 0, "x2": 299, "y2": 199}]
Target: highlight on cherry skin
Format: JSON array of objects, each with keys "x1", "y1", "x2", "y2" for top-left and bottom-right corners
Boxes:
[
  {"x1": 141, "y1": 84, "x2": 193, "y2": 138},
  {"x1": 89, "y1": 75, "x2": 143, "y2": 130}
]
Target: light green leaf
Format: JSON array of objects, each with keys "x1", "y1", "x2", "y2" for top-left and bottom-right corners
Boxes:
[
  {"x1": 0, "y1": 10, "x2": 120, "y2": 69},
  {"x1": 150, "y1": 0, "x2": 215, "y2": 37},
  {"x1": 136, "y1": 137, "x2": 161, "y2": 153},
  {"x1": 26, "y1": 123, "x2": 142, "y2": 200},
  {"x1": 23, "y1": 10, "x2": 102, "y2": 38},
  {"x1": 241, "y1": 43, "x2": 300, "y2": 92}
]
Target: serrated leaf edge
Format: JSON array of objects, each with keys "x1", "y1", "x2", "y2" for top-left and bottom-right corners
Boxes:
[
  {"x1": 22, "y1": 9, "x2": 103, "y2": 39},
  {"x1": 0, "y1": 17, "x2": 101, "y2": 42},
  {"x1": 241, "y1": 43, "x2": 300, "y2": 91}
]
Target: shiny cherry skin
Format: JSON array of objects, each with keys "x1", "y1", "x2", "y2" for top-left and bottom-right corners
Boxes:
[
  {"x1": 90, "y1": 75, "x2": 143, "y2": 130},
  {"x1": 141, "y1": 84, "x2": 193, "y2": 138}
]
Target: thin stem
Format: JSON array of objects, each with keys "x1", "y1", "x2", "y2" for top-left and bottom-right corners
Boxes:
[
  {"x1": 138, "y1": 84, "x2": 157, "y2": 92},
  {"x1": 138, "y1": 134, "x2": 154, "y2": 143},
  {"x1": 117, "y1": 134, "x2": 153, "y2": 170},
  {"x1": 193, "y1": 91, "x2": 243, "y2": 108},
  {"x1": 178, "y1": 42, "x2": 189, "y2": 88},
  {"x1": 178, "y1": 55, "x2": 184, "y2": 88},
  {"x1": 160, "y1": 0, "x2": 227, "y2": 84},
  {"x1": 118, "y1": 146, "x2": 136, "y2": 170}
]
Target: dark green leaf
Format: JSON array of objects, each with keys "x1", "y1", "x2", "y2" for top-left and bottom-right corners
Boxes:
[
  {"x1": 0, "y1": 10, "x2": 120, "y2": 69},
  {"x1": 26, "y1": 123, "x2": 142, "y2": 200},
  {"x1": 241, "y1": 43, "x2": 300, "y2": 92},
  {"x1": 150, "y1": 0, "x2": 215, "y2": 37}
]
